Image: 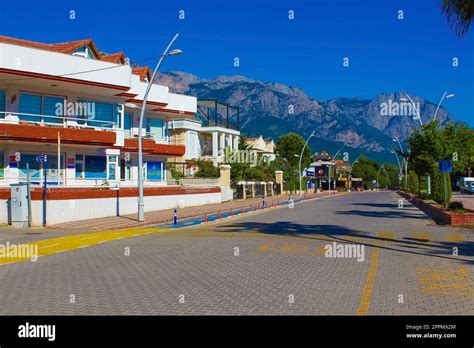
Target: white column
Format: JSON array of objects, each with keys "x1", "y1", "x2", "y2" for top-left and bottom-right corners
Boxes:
[
  {"x1": 219, "y1": 133, "x2": 225, "y2": 155},
  {"x1": 212, "y1": 132, "x2": 218, "y2": 157},
  {"x1": 233, "y1": 135, "x2": 239, "y2": 151},
  {"x1": 227, "y1": 134, "x2": 232, "y2": 150}
]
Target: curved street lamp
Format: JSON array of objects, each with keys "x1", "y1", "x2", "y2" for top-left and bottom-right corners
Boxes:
[
  {"x1": 298, "y1": 130, "x2": 316, "y2": 195},
  {"x1": 137, "y1": 33, "x2": 182, "y2": 221},
  {"x1": 400, "y1": 93, "x2": 423, "y2": 126},
  {"x1": 392, "y1": 137, "x2": 407, "y2": 187},
  {"x1": 328, "y1": 144, "x2": 345, "y2": 193},
  {"x1": 348, "y1": 155, "x2": 361, "y2": 192},
  {"x1": 433, "y1": 91, "x2": 454, "y2": 122}
]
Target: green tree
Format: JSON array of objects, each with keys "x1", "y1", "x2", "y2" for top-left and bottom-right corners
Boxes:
[
  {"x1": 407, "y1": 171, "x2": 420, "y2": 194},
  {"x1": 440, "y1": 0, "x2": 474, "y2": 37},
  {"x1": 194, "y1": 160, "x2": 219, "y2": 178}
]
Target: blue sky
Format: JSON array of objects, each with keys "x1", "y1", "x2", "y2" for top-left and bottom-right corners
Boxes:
[{"x1": 1, "y1": 0, "x2": 473, "y2": 125}]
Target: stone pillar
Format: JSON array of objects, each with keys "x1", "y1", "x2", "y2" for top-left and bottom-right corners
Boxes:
[
  {"x1": 218, "y1": 164, "x2": 231, "y2": 187},
  {"x1": 212, "y1": 132, "x2": 218, "y2": 157},
  {"x1": 219, "y1": 164, "x2": 232, "y2": 202},
  {"x1": 262, "y1": 182, "x2": 267, "y2": 197},
  {"x1": 275, "y1": 170, "x2": 283, "y2": 195}
]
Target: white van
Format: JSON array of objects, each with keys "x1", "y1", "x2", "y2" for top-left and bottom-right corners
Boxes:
[{"x1": 458, "y1": 177, "x2": 474, "y2": 193}]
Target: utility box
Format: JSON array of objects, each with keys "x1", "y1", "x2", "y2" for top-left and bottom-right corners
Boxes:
[{"x1": 10, "y1": 183, "x2": 29, "y2": 228}]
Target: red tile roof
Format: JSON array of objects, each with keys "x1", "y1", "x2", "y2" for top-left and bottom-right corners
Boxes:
[
  {"x1": 100, "y1": 52, "x2": 125, "y2": 64},
  {"x1": 132, "y1": 66, "x2": 151, "y2": 82},
  {"x1": 0, "y1": 36, "x2": 113, "y2": 63}
]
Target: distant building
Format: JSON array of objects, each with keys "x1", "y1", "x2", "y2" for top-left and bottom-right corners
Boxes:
[
  {"x1": 246, "y1": 136, "x2": 276, "y2": 162},
  {"x1": 306, "y1": 151, "x2": 350, "y2": 190}
]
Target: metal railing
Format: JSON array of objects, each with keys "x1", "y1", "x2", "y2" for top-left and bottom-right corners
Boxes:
[{"x1": 0, "y1": 112, "x2": 116, "y2": 130}]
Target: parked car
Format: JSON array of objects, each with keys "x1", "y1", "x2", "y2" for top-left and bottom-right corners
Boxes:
[
  {"x1": 468, "y1": 182, "x2": 474, "y2": 194},
  {"x1": 458, "y1": 177, "x2": 474, "y2": 193}
]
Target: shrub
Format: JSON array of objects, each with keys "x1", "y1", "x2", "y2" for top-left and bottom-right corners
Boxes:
[
  {"x1": 431, "y1": 170, "x2": 452, "y2": 206},
  {"x1": 194, "y1": 160, "x2": 219, "y2": 178},
  {"x1": 407, "y1": 171, "x2": 419, "y2": 194}
]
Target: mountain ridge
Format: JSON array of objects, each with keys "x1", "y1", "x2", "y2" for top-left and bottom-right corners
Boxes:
[{"x1": 156, "y1": 71, "x2": 454, "y2": 163}]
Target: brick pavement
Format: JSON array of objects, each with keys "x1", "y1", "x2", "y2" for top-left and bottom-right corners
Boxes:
[{"x1": 0, "y1": 191, "x2": 472, "y2": 315}]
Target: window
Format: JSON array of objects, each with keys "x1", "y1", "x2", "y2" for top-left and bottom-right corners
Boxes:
[
  {"x1": 72, "y1": 46, "x2": 96, "y2": 59},
  {"x1": 84, "y1": 155, "x2": 107, "y2": 179},
  {"x1": 75, "y1": 155, "x2": 84, "y2": 179},
  {"x1": 19, "y1": 93, "x2": 65, "y2": 123},
  {"x1": 108, "y1": 155, "x2": 117, "y2": 180},
  {"x1": 18, "y1": 154, "x2": 63, "y2": 182},
  {"x1": 0, "y1": 90, "x2": 5, "y2": 118},
  {"x1": 124, "y1": 112, "x2": 133, "y2": 137},
  {"x1": 0, "y1": 151, "x2": 4, "y2": 179},
  {"x1": 78, "y1": 99, "x2": 120, "y2": 128},
  {"x1": 146, "y1": 117, "x2": 167, "y2": 140},
  {"x1": 146, "y1": 161, "x2": 163, "y2": 181}
]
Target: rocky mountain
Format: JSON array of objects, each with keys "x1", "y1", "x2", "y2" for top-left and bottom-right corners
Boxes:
[{"x1": 157, "y1": 71, "x2": 454, "y2": 163}]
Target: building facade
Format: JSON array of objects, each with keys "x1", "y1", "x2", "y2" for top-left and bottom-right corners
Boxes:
[{"x1": 0, "y1": 36, "x2": 221, "y2": 225}]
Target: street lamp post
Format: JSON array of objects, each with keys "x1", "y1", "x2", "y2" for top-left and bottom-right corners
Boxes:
[
  {"x1": 328, "y1": 145, "x2": 345, "y2": 193},
  {"x1": 348, "y1": 155, "x2": 361, "y2": 192},
  {"x1": 400, "y1": 93, "x2": 423, "y2": 126},
  {"x1": 376, "y1": 165, "x2": 385, "y2": 190},
  {"x1": 137, "y1": 33, "x2": 182, "y2": 221},
  {"x1": 433, "y1": 91, "x2": 454, "y2": 122},
  {"x1": 392, "y1": 137, "x2": 408, "y2": 188},
  {"x1": 298, "y1": 130, "x2": 315, "y2": 195}
]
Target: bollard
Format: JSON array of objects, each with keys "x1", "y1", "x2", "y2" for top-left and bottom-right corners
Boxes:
[
  {"x1": 204, "y1": 213, "x2": 208, "y2": 223},
  {"x1": 230, "y1": 208, "x2": 233, "y2": 216},
  {"x1": 262, "y1": 197, "x2": 265, "y2": 209},
  {"x1": 218, "y1": 210, "x2": 221, "y2": 219},
  {"x1": 174, "y1": 208, "x2": 177, "y2": 225},
  {"x1": 241, "y1": 206, "x2": 243, "y2": 214},
  {"x1": 257, "y1": 202, "x2": 261, "y2": 209}
]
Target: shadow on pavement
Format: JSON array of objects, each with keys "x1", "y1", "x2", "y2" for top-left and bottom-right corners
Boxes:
[{"x1": 215, "y1": 221, "x2": 474, "y2": 264}]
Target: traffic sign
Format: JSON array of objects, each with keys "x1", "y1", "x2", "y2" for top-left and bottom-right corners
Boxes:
[
  {"x1": 306, "y1": 181, "x2": 313, "y2": 189},
  {"x1": 306, "y1": 170, "x2": 315, "y2": 177},
  {"x1": 36, "y1": 155, "x2": 47, "y2": 163},
  {"x1": 438, "y1": 160, "x2": 452, "y2": 173}
]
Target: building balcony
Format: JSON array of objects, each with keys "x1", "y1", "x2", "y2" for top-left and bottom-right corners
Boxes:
[{"x1": 0, "y1": 112, "x2": 118, "y2": 146}]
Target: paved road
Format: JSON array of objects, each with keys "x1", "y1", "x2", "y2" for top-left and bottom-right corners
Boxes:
[{"x1": 0, "y1": 191, "x2": 472, "y2": 315}]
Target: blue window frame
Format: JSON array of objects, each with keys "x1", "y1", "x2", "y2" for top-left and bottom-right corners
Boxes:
[
  {"x1": 19, "y1": 93, "x2": 65, "y2": 123},
  {"x1": 0, "y1": 90, "x2": 5, "y2": 118},
  {"x1": 19, "y1": 94, "x2": 41, "y2": 122},
  {"x1": 146, "y1": 117, "x2": 167, "y2": 140},
  {"x1": 124, "y1": 112, "x2": 133, "y2": 137},
  {"x1": 146, "y1": 161, "x2": 163, "y2": 181},
  {"x1": 18, "y1": 154, "x2": 63, "y2": 182},
  {"x1": 84, "y1": 155, "x2": 107, "y2": 179},
  {"x1": 78, "y1": 99, "x2": 120, "y2": 128}
]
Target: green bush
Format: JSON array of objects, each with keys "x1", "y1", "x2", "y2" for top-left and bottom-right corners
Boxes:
[
  {"x1": 407, "y1": 171, "x2": 419, "y2": 194},
  {"x1": 194, "y1": 160, "x2": 219, "y2": 178},
  {"x1": 431, "y1": 170, "x2": 451, "y2": 206}
]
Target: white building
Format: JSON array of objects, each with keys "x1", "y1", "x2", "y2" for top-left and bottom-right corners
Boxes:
[
  {"x1": 168, "y1": 99, "x2": 240, "y2": 168},
  {"x1": 0, "y1": 35, "x2": 221, "y2": 225}
]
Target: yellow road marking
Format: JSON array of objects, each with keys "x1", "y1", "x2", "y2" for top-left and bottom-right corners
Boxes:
[
  {"x1": 0, "y1": 227, "x2": 165, "y2": 266},
  {"x1": 416, "y1": 267, "x2": 474, "y2": 296},
  {"x1": 357, "y1": 245, "x2": 380, "y2": 316},
  {"x1": 446, "y1": 233, "x2": 465, "y2": 243},
  {"x1": 410, "y1": 232, "x2": 430, "y2": 241},
  {"x1": 378, "y1": 232, "x2": 396, "y2": 240}
]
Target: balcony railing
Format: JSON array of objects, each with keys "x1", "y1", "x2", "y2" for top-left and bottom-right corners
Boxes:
[{"x1": 0, "y1": 112, "x2": 116, "y2": 130}]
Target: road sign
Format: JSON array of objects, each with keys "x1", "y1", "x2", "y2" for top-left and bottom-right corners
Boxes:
[
  {"x1": 306, "y1": 181, "x2": 313, "y2": 189},
  {"x1": 14, "y1": 152, "x2": 21, "y2": 162},
  {"x1": 438, "y1": 160, "x2": 452, "y2": 173},
  {"x1": 306, "y1": 170, "x2": 315, "y2": 177},
  {"x1": 36, "y1": 155, "x2": 47, "y2": 163}
]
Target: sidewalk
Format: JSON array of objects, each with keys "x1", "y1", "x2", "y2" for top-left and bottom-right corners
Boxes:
[{"x1": 50, "y1": 191, "x2": 339, "y2": 231}]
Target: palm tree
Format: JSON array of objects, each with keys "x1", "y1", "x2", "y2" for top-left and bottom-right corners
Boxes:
[{"x1": 440, "y1": 0, "x2": 474, "y2": 37}]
